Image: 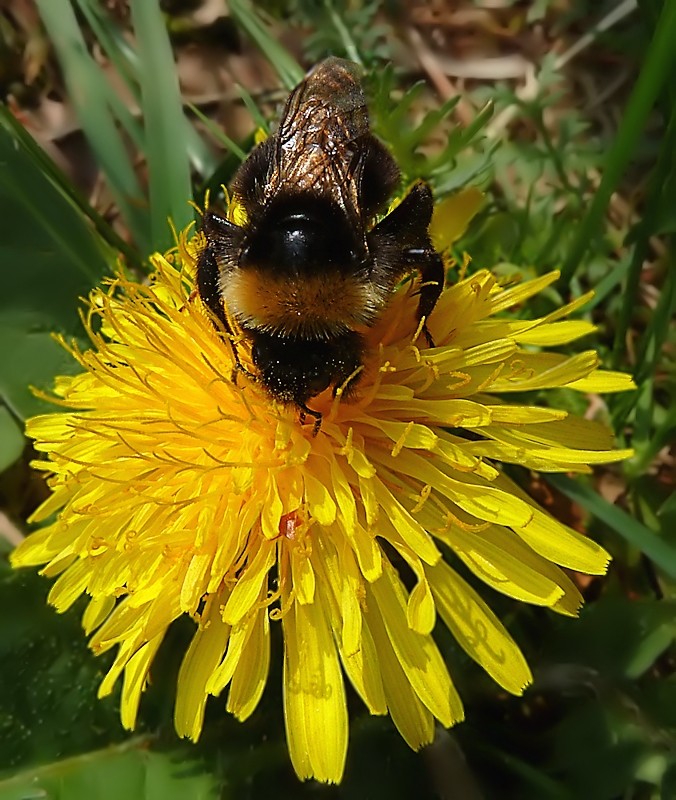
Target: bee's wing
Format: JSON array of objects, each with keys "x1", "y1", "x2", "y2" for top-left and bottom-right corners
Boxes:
[{"x1": 267, "y1": 58, "x2": 370, "y2": 221}]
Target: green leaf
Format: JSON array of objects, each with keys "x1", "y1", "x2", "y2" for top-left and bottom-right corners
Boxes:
[
  {"x1": 551, "y1": 703, "x2": 645, "y2": 800},
  {"x1": 0, "y1": 563, "x2": 123, "y2": 772},
  {"x1": 0, "y1": 747, "x2": 220, "y2": 800},
  {"x1": 0, "y1": 407, "x2": 24, "y2": 473},
  {"x1": 370, "y1": 67, "x2": 494, "y2": 192},
  {"x1": 0, "y1": 118, "x2": 110, "y2": 421},
  {"x1": 0, "y1": 329, "x2": 84, "y2": 421},
  {"x1": 0, "y1": 108, "x2": 141, "y2": 271},
  {"x1": 129, "y1": 0, "x2": 194, "y2": 251},
  {"x1": 546, "y1": 595, "x2": 676, "y2": 680},
  {"x1": 35, "y1": 0, "x2": 150, "y2": 251},
  {"x1": 73, "y1": 0, "x2": 141, "y2": 93},
  {"x1": 659, "y1": 488, "x2": 676, "y2": 524}
]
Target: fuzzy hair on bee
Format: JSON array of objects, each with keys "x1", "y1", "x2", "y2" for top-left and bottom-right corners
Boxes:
[{"x1": 197, "y1": 57, "x2": 445, "y2": 430}]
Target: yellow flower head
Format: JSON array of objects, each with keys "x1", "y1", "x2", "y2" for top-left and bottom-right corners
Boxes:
[{"x1": 11, "y1": 229, "x2": 634, "y2": 783}]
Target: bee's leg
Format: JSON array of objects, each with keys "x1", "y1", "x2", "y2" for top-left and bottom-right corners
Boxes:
[
  {"x1": 367, "y1": 181, "x2": 444, "y2": 346},
  {"x1": 231, "y1": 360, "x2": 260, "y2": 388},
  {"x1": 297, "y1": 403, "x2": 322, "y2": 436},
  {"x1": 359, "y1": 135, "x2": 402, "y2": 219},
  {"x1": 403, "y1": 246, "x2": 445, "y2": 347},
  {"x1": 196, "y1": 241, "x2": 231, "y2": 335},
  {"x1": 196, "y1": 230, "x2": 248, "y2": 380}
]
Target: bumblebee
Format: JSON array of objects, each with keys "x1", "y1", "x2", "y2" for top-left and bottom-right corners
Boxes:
[{"x1": 197, "y1": 57, "x2": 444, "y2": 428}]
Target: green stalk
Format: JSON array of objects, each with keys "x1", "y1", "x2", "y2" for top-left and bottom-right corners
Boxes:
[{"x1": 560, "y1": 2, "x2": 676, "y2": 283}]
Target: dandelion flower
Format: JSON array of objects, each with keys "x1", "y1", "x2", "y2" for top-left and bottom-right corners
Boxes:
[{"x1": 11, "y1": 230, "x2": 634, "y2": 783}]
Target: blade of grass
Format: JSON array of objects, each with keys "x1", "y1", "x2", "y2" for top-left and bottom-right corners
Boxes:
[
  {"x1": 614, "y1": 261, "x2": 676, "y2": 449},
  {"x1": 75, "y1": 0, "x2": 217, "y2": 180},
  {"x1": 103, "y1": 84, "x2": 146, "y2": 154},
  {"x1": 634, "y1": 260, "x2": 676, "y2": 384},
  {"x1": 323, "y1": 0, "x2": 363, "y2": 65},
  {"x1": 36, "y1": 0, "x2": 149, "y2": 250},
  {"x1": 236, "y1": 84, "x2": 270, "y2": 134},
  {"x1": 75, "y1": 0, "x2": 140, "y2": 90},
  {"x1": 547, "y1": 474, "x2": 676, "y2": 580},
  {"x1": 628, "y1": 389, "x2": 676, "y2": 478},
  {"x1": 129, "y1": 0, "x2": 193, "y2": 251},
  {"x1": 0, "y1": 108, "x2": 140, "y2": 270},
  {"x1": 613, "y1": 99, "x2": 676, "y2": 367},
  {"x1": 187, "y1": 103, "x2": 247, "y2": 161},
  {"x1": 0, "y1": 128, "x2": 110, "y2": 290},
  {"x1": 228, "y1": 0, "x2": 304, "y2": 90},
  {"x1": 582, "y1": 252, "x2": 631, "y2": 310},
  {"x1": 0, "y1": 118, "x2": 111, "y2": 420},
  {"x1": 71, "y1": 0, "x2": 144, "y2": 153},
  {"x1": 197, "y1": 132, "x2": 256, "y2": 200},
  {"x1": 631, "y1": 380, "x2": 654, "y2": 470},
  {"x1": 560, "y1": 0, "x2": 676, "y2": 283},
  {"x1": 0, "y1": 406, "x2": 25, "y2": 473}
]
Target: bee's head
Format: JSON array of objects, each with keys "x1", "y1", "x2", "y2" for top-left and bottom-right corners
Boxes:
[{"x1": 248, "y1": 329, "x2": 364, "y2": 407}]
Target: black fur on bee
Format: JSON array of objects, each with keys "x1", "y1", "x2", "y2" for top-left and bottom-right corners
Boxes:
[{"x1": 197, "y1": 57, "x2": 444, "y2": 431}]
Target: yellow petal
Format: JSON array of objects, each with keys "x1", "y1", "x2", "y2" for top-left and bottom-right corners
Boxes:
[
  {"x1": 329, "y1": 456, "x2": 358, "y2": 532},
  {"x1": 428, "y1": 560, "x2": 532, "y2": 695},
  {"x1": 121, "y1": 633, "x2": 164, "y2": 730},
  {"x1": 175, "y1": 597, "x2": 230, "y2": 740},
  {"x1": 440, "y1": 523, "x2": 566, "y2": 607},
  {"x1": 369, "y1": 563, "x2": 463, "y2": 727},
  {"x1": 304, "y1": 471, "x2": 337, "y2": 526},
  {"x1": 486, "y1": 272, "x2": 560, "y2": 314},
  {"x1": 47, "y1": 559, "x2": 91, "y2": 612},
  {"x1": 180, "y1": 551, "x2": 214, "y2": 612},
  {"x1": 551, "y1": 572, "x2": 584, "y2": 617},
  {"x1": 490, "y1": 352, "x2": 600, "y2": 392},
  {"x1": 567, "y1": 370, "x2": 637, "y2": 392},
  {"x1": 227, "y1": 605, "x2": 270, "y2": 720},
  {"x1": 283, "y1": 594, "x2": 348, "y2": 784},
  {"x1": 344, "y1": 521, "x2": 383, "y2": 582},
  {"x1": 517, "y1": 508, "x2": 611, "y2": 575},
  {"x1": 512, "y1": 320, "x2": 596, "y2": 346},
  {"x1": 379, "y1": 449, "x2": 534, "y2": 529},
  {"x1": 10, "y1": 523, "x2": 59, "y2": 566},
  {"x1": 324, "y1": 539, "x2": 363, "y2": 656},
  {"x1": 486, "y1": 415, "x2": 616, "y2": 450},
  {"x1": 495, "y1": 474, "x2": 611, "y2": 574},
  {"x1": 377, "y1": 527, "x2": 437, "y2": 635},
  {"x1": 357, "y1": 474, "x2": 379, "y2": 527},
  {"x1": 311, "y1": 541, "x2": 386, "y2": 714},
  {"x1": 339, "y1": 615, "x2": 388, "y2": 715},
  {"x1": 207, "y1": 609, "x2": 256, "y2": 696},
  {"x1": 222, "y1": 538, "x2": 276, "y2": 625},
  {"x1": 291, "y1": 544, "x2": 316, "y2": 605},
  {"x1": 482, "y1": 405, "x2": 568, "y2": 425},
  {"x1": 372, "y1": 477, "x2": 440, "y2": 564},
  {"x1": 82, "y1": 594, "x2": 115, "y2": 634},
  {"x1": 429, "y1": 186, "x2": 485, "y2": 250},
  {"x1": 407, "y1": 578, "x2": 436, "y2": 635},
  {"x1": 365, "y1": 604, "x2": 436, "y2": 749},
  {"x1": 261, "y1": 480, "x2": 283, "y2": 540}
]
